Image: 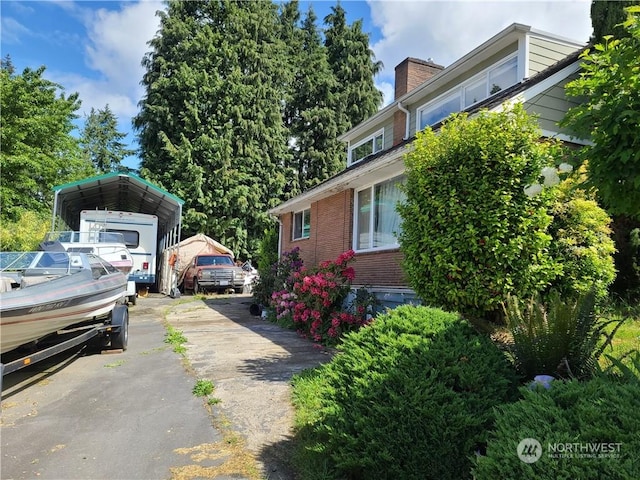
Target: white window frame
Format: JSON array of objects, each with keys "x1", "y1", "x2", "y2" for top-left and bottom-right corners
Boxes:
[
  {"x1": 348, "y1": 129, "x2": 384, "y2": 166},
  {"x1": 417, "y1": 53, "x2": 519, "y2": 131},
  {"x1": 292, "y1": 208, "x2": 311, "y2": 240},
  {"x1": 352, "y1": 174, "x2": 406, "y2": 253},
  {"x1": 417, "y1": 90, "x2": 462, "y2": 131}
]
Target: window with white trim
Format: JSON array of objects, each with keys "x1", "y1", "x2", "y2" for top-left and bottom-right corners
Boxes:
[
  {"x1": 354, "y1": 175, "x2": 406, "y2": 251},
  {"x1": 293, "y1": 208, "x2": 310, "y2": 240},
  {"x1": 418, "y1": 55, "x2": 519, "y2": 130},
  {"x1": 348, "y1": 130, "x2": 384, "y2": 166}
]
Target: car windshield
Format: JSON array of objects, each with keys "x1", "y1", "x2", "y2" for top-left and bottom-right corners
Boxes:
[{"x1": 196, "y1": 255, "x2": 234, "y2": 267}]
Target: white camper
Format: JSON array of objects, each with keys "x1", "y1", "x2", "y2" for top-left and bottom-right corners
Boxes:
[{"x1": 80, "y1": 210, "x2": 159, "y2": 288}]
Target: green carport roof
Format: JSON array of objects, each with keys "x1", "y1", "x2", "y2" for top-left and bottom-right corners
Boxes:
[{"x1": 52, "y1": 172, "x2": 184, "y2": 236}]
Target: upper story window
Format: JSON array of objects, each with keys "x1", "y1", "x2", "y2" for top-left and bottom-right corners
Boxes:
[
  {"x1": 419, "y1": 55, "x2": 519, "y2": 130},
  {"x1": 348, "y1": 129, "x2": 384, "y2": 166},
  {"x1": 293, "y1": 208, "x2": 310, "y2": 240},
  {"x1": 419, "y1": 92, "x2": 461, "y2": 131},
  {"x1": 354, "y1": 175, "x2": 406, "y2": 252}
]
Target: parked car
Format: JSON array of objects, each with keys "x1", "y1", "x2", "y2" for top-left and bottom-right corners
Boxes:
[{"x1": 182, "y1": 254, "x2": 246, "y2": 294}]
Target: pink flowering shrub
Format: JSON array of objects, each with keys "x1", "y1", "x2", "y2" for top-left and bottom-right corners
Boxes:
[{"x1": 282, "y1": 250, "x2": 372, "y2": 345}]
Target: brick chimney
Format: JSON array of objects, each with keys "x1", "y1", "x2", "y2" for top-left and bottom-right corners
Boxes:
[{"x1": 393, "y1": 57, "x2": 444, "y2": 145}]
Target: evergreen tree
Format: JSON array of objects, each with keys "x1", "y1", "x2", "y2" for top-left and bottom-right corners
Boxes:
[
  {"x1": 80, "y1": 105, "x2": 134, "y2": 173},
  {"x1": 591, "y1": 0, "x2": 639, "y2": 42},
  {"x1": 134, "y1": 0, "x2": 290, "y2": 257},
  {"x1": 324, "y1": 4, "x2": 383, "y2": 133},
  {"x1": 290, "y1": 7, "x2": 343, "y2": 191},
  {"x1": 278, "y1": 0, "x2": 304, "y2": 196},
  {"x1": 0, "y1": 57, "x2": 94, "y2": 222}
]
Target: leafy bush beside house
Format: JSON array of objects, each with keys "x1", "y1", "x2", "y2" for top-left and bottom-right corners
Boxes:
[
  {"x1": 273, "y1": 250, "x2": 374, "y2": 345},
  {"x1": 294, "y1": 305, "x2": 520, "y2": 480},
  {"x1": 399, "y1": 104, "x2": 618, "y2": 321},
  {"x1": 252, "y1": 245, "x2": 303, "y2": 309},
  {"x1": 547, "y1": 171, "x2": 616, "y2": 300},
  {"x1": 399, "y1": 105, "x2": 562, "y2": 320}
]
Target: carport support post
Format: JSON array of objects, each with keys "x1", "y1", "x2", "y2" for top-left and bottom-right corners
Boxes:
[{"x1": 51, "y1": 190, "x2": 60, "y2": 232}]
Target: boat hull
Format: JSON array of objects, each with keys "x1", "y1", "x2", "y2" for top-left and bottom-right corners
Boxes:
[{"x1": 0, "y1": 255, "x2": 127, "y2": 354}]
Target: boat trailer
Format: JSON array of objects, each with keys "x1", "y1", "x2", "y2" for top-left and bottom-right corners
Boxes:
[{"x1": 0, "y1": 304, "x2": 128, "y2": 395}]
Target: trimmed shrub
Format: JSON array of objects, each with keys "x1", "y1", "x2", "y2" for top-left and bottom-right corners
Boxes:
[
  {"x1": 474, "y1": 376, "x2": 640, "y2": 479},
  {"x1": 312, "y1": 305, "x2": 519, "y2": 479},
  {"x1": 398, "y1": 104, "x2": 562, "y2": 320}
]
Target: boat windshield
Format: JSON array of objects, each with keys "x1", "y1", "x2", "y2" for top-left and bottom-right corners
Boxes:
[
  {"x1": 0, "y1": 252, "x2": 40, "y2": 271},
  {"x1": 0, "y1": 252, "x2": 85, "y2": 272}
]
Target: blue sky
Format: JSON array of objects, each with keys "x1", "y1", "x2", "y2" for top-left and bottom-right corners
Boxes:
[{"x1": 1, "y1": 0, "x2": 592, "y2": 170}]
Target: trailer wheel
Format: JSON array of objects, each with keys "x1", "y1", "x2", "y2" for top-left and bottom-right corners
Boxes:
[
  {"x1": 129, "y1": 294, "x2": 137, "y2": 306},
  {"x1": 193, "y1": 278, "x2": 200, "y2": 295},
  {"x1": 110, "y1": 304, "x2": 129, "y2": 350}
]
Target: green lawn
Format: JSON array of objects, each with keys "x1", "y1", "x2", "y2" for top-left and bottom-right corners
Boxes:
[{"x1": 599, "y1": 304, "x2": 640, "y2": 373}]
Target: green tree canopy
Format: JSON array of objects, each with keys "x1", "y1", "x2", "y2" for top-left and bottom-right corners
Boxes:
[
  {"x1": 563, "y1": 6, "x2": 640, "y2": 219},
  {"x1": 289, "y1": 7, "x2": 343, "y2": 192},
  {"x1": 590, "y1": 0, "x2": 639, "y2": 42},
  {"x1": 80, "y1": 105, "x2": 135, "y2": 173},
  {"x1": 324, "y1": 4, "x2": 383, "y2": 132},
  {"x1": 134, "y1": 0, "x2": 290, "y2": 257},
  {"x1": 135, "y1": 1, "x2": 385, "y2": 257},
  {"x1": 0, "y1": 57, "x2": 94, "y2": 222}
]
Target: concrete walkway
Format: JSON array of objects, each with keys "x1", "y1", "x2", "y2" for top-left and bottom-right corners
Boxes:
[{"x1": 165, "y1": 294, "x2": 333, "y2": 479}]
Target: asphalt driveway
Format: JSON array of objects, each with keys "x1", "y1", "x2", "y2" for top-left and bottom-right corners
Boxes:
[{"x1": 1, "y1": 293, "x2": 332, "y2": 480}]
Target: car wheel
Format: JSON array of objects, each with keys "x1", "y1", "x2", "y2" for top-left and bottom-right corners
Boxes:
[{"x1": 193, "y1": 278, "x2": 200, "y2": 295}]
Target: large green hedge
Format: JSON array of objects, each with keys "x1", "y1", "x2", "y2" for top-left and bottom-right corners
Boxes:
[
  {"x1": 306, "y1": 305, "x2": 519, "y2": 479},
  {"x1": 399, "y1": 104, "x2": 617, "y2": 320},
  {"x1": 399, "y1": 105, "x2": 562, "y2": 320}
]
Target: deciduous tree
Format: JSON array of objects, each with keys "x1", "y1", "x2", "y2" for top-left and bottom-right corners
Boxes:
[
  {"x1": 0, "y1": 57, "x2": 93, "y2": 222},
  {"x1": 562, "y1": 6, "x2": 640, "y2": 219}
]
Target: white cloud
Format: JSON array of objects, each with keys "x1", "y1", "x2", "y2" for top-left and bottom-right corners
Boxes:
[
  {"x1": 81, "y1": 0, "x2": 164, "y2": 116},
  {"x1": 1, "y1": 17, "x2": 31, "y2": 45},
  {"x1": 367, "y1": 0, "x2": 592, "y2": 103}
]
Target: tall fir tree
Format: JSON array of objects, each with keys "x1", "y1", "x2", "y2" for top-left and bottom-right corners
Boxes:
[
  {"x1": 591, "y1": 0, "x2": 639, "y2": 42},
  {"x1": 290, "y1": 7, "x2": 343, "y2": 191},
  {"x1": 80, "y1": 105, "x2": 134, "y2": 173},
  {"x1": 324, "y1": 4, "x2": 383, "y2": 133},
  {"x1": 278, "y1": 0, "x2": 304, "y2": 197},
  {"x1": 134, "y1": 0, "x2": 290, "y2": 257}
]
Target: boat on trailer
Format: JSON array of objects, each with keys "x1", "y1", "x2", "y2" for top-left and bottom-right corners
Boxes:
[
  {"x1": 40, "y1": 231, "x2": 137, "y2": 304},
  {"x1": 0, "y1": 251, "x2": 128, "y2": 354}
]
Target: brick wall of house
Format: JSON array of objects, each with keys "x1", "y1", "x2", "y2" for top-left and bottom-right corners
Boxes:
[
  {"x1": 352, "y1": 249, "x2": 408, "y2": 287},
  {"x1": 279, "y1": 211, "x2": 315, "y2": 266},
  {"x1": 313, "y1": 190, "x2": 353, "y2": 264},
  {"x1": 279, "y1": 190, "x2": 408, "y2": 288}
]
